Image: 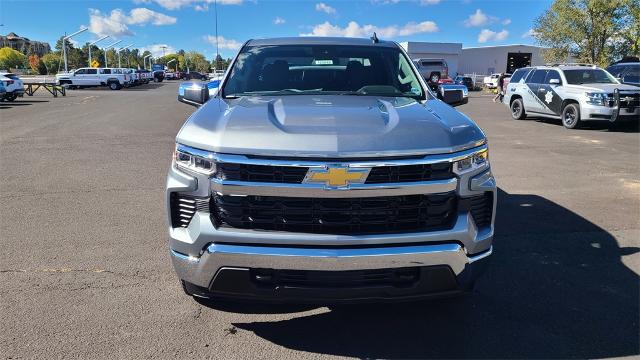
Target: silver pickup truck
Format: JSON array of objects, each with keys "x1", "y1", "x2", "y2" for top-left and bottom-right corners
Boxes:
[{"x1": 168, "y1": 37, "x2": 495, "y2": 303}]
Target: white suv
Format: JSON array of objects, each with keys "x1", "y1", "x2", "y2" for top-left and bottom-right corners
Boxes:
[
  {"x1": 0, "y1": 72, "x2": 24, "y2": 101},
  {"x1": 504, "y1": 64, "x2": 640, "y2": 129}
]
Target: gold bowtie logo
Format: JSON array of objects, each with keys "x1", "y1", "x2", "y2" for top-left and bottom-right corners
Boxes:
[{"x1": 304, "y1": 166, "x2": 370, "y2": 188}]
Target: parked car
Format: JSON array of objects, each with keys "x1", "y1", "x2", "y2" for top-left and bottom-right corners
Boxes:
[
  {"x1": 504, "y1": 64, "x2": 640, "y2": 129},
  {"x1": 0, "y1": 80, "x2": 6, "y2": 99},
  {"x1": 136, "y1": 69, "x2": 152, "y2": 84},
  {"x1": 55, "y1": 67, "x2": 129, "y2": 90},
  {"x1": 0, "y1": 72, "x2": 25, "y2": 101},
  {"x1": 165, "y1": 71, "x2": 177, "y2": 80},
  {"x1": 181, "y1": 71, "x2": 208, "y2": 81},
  {"x1": 606, "y1": 61, "x2": 640, "y2": 87},
  {"x1": 454, "y1": 76, "x2": 474, "y2": 90},
  {"x1": 412, "y1": 58, "x2": 448, "y2": 86},
  {"x1": 170, "y1": 37, "x2": 495, "y2": 303}
]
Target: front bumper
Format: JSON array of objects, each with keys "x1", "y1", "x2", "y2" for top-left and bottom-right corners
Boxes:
[
  {"x1": 175, "y1": 244, "x2": 491, "y2": 302},
  {"x1": 167, "y1": 148, "x2": 496, "y2": 301},
  {"x1": 581, "y1": 102, "x2": 639, "y2": 122}
]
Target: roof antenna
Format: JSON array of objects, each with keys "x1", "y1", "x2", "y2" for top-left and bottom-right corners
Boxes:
[{"x1": 370, "y1": 32, "x2": 379, "y2": 44}]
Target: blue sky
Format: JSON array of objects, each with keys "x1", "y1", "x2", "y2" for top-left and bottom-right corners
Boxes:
[{"x1": 1, "y1": 0, "x2": 550, "y2": 59}]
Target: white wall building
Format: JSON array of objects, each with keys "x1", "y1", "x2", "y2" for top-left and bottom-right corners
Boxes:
[
  {"x1": 401, "y1": 41, "x2": 546, "y2": 77},
  {"x1": 459, "y1": 44, "x2": 545, "y2": 75}
]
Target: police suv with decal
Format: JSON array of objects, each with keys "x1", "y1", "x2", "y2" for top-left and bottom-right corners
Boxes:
[
  {"x1": 168, "y1": 36, "x2": 495, "y2": 303},
  {"x1": 504, "y1": 64, "x2": 640, "y2": 129}
]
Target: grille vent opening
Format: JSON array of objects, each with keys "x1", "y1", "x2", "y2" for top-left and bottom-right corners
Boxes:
[{"x1": 170, "y1": 193, "x2": 210, "y2": 228}]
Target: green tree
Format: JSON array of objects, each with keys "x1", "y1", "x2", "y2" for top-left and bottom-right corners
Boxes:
[
  {"x1": 41, "y1": 53, "x2": 61, "y2": 74},
  {"x1": 37, "y1": 59, "x2": 48, "y2": 75},
  {"x1": 185, "y1": 51, "x2": 210, "y2": 73},
  {"x1": 0, "y1": 47, "x2": 27, "y2": 70},
  {"x1": 533, "y1": 0, "x2": 639, "y2": 66}
]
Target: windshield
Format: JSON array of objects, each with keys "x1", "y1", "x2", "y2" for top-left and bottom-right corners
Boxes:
[
  {"x1": 222, "y1": 44, "x2": 425, "y2": 100},
  {"x1": 563, "y1": 69, "x2": 618, "y2": 85}
]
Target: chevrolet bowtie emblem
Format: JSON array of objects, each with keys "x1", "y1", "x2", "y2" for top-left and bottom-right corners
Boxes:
[{"x1": 304, "y1": 166, "x2": 370, "y2": 188}]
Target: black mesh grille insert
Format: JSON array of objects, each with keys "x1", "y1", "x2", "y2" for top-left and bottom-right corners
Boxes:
[
  {"x1": 460, "y1": 192, "x2": 493, "y2": 228},
  {"x1": 211, "y1": 192, "x2": 457, "y2": 235},
  {"x1": 216, "y1": 163, "x2": 308, "y2": 183},
  {"x1": 170, "y1": 194, "x2": 210, "y2": 228},
  {"x1": 365, "y1": 162, "x2": 453, "y2": 183},
  {"x1": 215, "y1": 162, "x2": 454, "y2": 184},
  {"x1": 251, "y1": 267, "x2": 420, "y2": 288}
]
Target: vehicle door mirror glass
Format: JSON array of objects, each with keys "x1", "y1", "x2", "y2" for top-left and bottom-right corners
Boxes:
[
  {"x1": 207, "y1": 80, "x2": 221, "y2": 97},
  {"x1": 178, "y1": 82, "x2": 209, "y2": 107},
  {"x1": 549, "y1": 78, "x2": 560, "y2": 85}
]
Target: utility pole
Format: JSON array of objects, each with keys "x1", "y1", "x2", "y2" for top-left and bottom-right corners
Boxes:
[
  {"x1": 117, "y1": 44, "x2": 133, "y2": 68},
  {"x1": 214, "y1": 0, "x2": 219, "y2": 71},
  {"x1": 62, "y1": 28, "x2": 88, "y2": 72},
  {"x1": 143, "y1": 54, "x2": 151, "y2": 70},
  {"x1": 161, "y1": 45, "x2": 167, "y2": 57},
  {"x1": 88, "y1": 35, "x2": 109, "y2": 67},
  {"x1": 103, "y1": 40, "x2": 122, "y2": 68}
]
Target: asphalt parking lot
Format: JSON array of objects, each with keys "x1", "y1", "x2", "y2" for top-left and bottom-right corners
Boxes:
[{"x1": 1, "y1": 83, "x2": 638, "y2": 359}]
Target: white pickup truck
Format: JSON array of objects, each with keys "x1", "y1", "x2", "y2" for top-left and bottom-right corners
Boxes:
[
  {"x1": 483, "y1": 73, "x2": 501, "y2": 89},
  {"x1": 56, "y1": 67, "x2": 130, "y2": 90}
]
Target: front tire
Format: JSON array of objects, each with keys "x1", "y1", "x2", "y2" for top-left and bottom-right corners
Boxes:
[
  {"x1": 510, "y1": 98, "x2": 526, "y2": 120},
  {"x1": 562, "y1": 103, "x2": 581, "y2": 129}
]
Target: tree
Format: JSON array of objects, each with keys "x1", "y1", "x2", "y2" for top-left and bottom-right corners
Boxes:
[
  {"x1": 533, "y1": 0, "x2": 639, "y2": 66},
  {"x1": 28, "y1": 54, "x2": 40, "y2": 72},
  {"x1": 0, "y1": 47, "x2": 27, "y2": 70},
  {"x1": 37, "y1": 59, "x2": 47, "y2": 75},
  {"x1": 41, "y1": 53, "x2": 62, "y2": 74},
  {"x1": 186, "y1": 51, "x2": 210, "y2": 73}
]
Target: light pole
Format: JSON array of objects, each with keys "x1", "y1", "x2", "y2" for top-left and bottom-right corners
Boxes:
[
  {"x1": 167, "y1": 58, "x2": 176, "y2": 72},
  {"x1": 103, "y1": 40, "x2": 122, "y2": 68},
  {"x1": 62, "y1": 27, "x2": 88, "y2": 72},
  {"x1": 117, "y1": 44, "x2": 133, "y2": 68},
  {"x1": 161, "y1": 45, "x2": 167, "y2": 57},
  {"x1": 143, "y1": 54, "x2": 151, "y2": 70},
  {"x1": 88, "y1": 35, "x2": 109, "y2": 67}
]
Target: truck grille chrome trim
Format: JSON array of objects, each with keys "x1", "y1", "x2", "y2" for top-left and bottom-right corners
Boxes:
[{"x1": 211, "y1": 178, "x2": 458, "y2": 198}]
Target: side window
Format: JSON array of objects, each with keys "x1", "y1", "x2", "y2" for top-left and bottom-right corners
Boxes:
[
  {"x1": 86, "y1": 68, "x2": 98, "y2": 75},
  {"x1": 75, "y1": 69, "x2": 86, "y2": 75},
  {"x1": 606, "y1": 65, "x2": 623, "y2": 77},
  {"x1": 101, "y1": 69, "x2": 111, "y2": 74},
  {"x1": 510, "y1": 69, "x2": 528, "y2": 83},
  {"x1": 544, "y1": 70, "x2": 562, "y2": 85},
  {"x1": 527, "y1": 69, "x2": 547, "y2": 84}
]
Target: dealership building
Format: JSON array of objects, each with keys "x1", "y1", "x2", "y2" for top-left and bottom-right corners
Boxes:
[{"x1": 401, "y1": 42, "x2": 545, "y2": 76}]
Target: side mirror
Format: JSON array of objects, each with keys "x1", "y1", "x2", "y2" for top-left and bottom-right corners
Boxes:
[
  {"x1": 207, "y1": 80, "x2": 220, "y2": 98},
  {"x1": 437, "y1": 84, "x2": 468, "y2": 107},
  {"x1": 178, "y1": 81, "x2": 209, "y2": 107},
  {"x1": 549, "y1": 78, "x2": 561, "y2": 85}
]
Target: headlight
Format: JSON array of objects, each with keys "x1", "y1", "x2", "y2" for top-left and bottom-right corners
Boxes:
[
  {"x1": 462, "y1": 87, "x2": 469, "y2": 97},
  {"x1": 454, "y1": 148, "x2": 489, "y2": 174},
  {"x1": 174, "y1": 144, "x2": 216, "y2": 175},
  {"x1": 585, "y1": 92, "x2": 608, "y2": 106}
]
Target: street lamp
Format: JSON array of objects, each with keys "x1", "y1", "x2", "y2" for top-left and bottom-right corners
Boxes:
[
  {"x1": 88, "y1": 35, "x2": 109, "y2": 67},
  {"x1": 117, "y1": 44, "x2": 133, "y2": 68},
  {"x1": 62, "y1": 27, "x2": 88, "y2": 73},
  {"x1": 167, "y1": 58, "x2": 176, "y2": 72},
  {"x1": 103, "y1": 40, "x2": 122, "y2": 68},
  {"x1": 143, "y1": 54, "x2": 151, "y2": 70}
]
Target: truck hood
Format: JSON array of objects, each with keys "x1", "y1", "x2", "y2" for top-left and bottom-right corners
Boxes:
[
  {"x1": 176, "y1": 95, "x2": 486, "y2": 158},
  {"x1": 566, "y1": 83, "x2": 640, "y2": 92}
]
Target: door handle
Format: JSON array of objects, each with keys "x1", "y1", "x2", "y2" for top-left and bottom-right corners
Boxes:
[{"x1": 538, "y1": 88, "x2": 546, "y2": 92}]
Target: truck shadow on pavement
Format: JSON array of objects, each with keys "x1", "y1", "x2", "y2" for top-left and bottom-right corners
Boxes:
[{"x1": 211, "y1": 188, "x2": 639, "y2": 358}]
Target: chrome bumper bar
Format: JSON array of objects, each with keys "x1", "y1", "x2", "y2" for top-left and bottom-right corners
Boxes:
[{"x1": 171, "y1": 243, "x2": 492, "y2": 288}]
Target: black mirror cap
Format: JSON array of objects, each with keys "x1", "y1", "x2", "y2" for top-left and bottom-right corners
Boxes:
[
  {"x1": 438, "y1": 84, "x2": 468, "y2": 107},
  {"x1": 178, "y1": 81, "x2": 209, "y2": 107}
]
